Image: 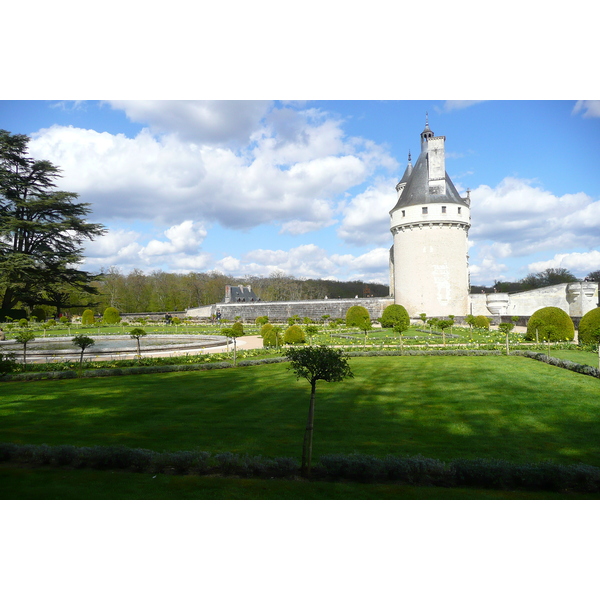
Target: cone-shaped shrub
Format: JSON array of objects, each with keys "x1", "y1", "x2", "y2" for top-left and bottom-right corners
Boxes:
[
  {"x1": 81, "y1": 309, "x2": 94, "y2": 325},
  {"x1": 578, "y1": 307, "x2": 600, "y2": 345},
  {"x1": 526, "y1": 307, "x2": 574, "y2": 341}
]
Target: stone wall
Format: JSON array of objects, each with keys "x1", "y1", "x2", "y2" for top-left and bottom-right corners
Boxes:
[
  {"x1": 469, "y1": 282, "x2": 599, "y2": 318},
  {"x1": 187, "y1": 297, "x2": 394, "y2": 322}
]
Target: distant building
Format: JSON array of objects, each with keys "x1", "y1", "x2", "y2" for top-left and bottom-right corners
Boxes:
[{"x1": 225, "y1": 285, "x2": 259, "y2": 303}]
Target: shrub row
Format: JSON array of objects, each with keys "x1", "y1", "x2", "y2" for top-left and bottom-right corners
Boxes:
[
  {"x1": 513, "y1": 351, "x2": 600, "y2": 379},
  {"x1": 315, "y1": 453, "x2": 600, "y2": 492},
  {"x1": 0, "y1": 361, "x2": 235, "y2": 382},
  {"x1": 2, "y1": 443, "x2": 599, "y2": 493},
  {"x1": 0, "y1": 443, "x2": 299, "y2": 479}
]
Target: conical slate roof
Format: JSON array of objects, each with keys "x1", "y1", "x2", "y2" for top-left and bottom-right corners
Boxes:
[{"x1": 390, "y1": 147, "x2": 468, "y2": 214}]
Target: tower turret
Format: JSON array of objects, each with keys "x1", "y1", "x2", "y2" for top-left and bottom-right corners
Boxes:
[{"x1": 389, "y1": 118, "x2": 471, "y2": 316}]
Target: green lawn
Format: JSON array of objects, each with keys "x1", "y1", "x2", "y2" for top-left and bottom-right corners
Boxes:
[
  {"x1": 3, "y1": 465, "x2": 597, "y2": 499},
  {"x1": 1, "y1": 355, "x2": 599, "y2": 468}
]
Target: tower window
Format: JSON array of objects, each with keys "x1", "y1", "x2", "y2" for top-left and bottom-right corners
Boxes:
[
  {"x1": 401, "y1": 210, "x2": 405, "y2": 217},
  {"x1": 441, "y1": 206, "x2": 446, "y2": 213},
  {"x1": 458, "y1": 207, "x2": 462, "y2": 214},
  {"x1": 422, "y1": 207, "x2": 428, "y2": 215}
]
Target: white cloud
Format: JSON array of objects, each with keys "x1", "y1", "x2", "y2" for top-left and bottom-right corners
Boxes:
[
  {"x1": 213, "y1": 243, "x2": 390, "y2": 284},
  {"x1": 337, "y1": 178, "x2": 397, "y2": 246},
  {"x1": 527, "y1": 250, "x2": 600, "y2": 276},
  {"x1": 467, "y1": 177, "x2": 600, "y2": 282},
  {"x1": 28, "y1": 106, "x2": 395, "y2": 234},
  {"x1": 470, "y1": 177, "x2": 599, "y2": 253},
  {"x1": 108, "y1": 100, "x2": 272, "y2": 144},
  {"x1": 81, "y1": 220, "x2": 210, "y2": 273},
  {"x1": 572, "y1": 101, "x2": 600, "y2": 119}
]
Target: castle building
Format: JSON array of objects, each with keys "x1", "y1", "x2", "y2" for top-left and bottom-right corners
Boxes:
[{"x1": 389, "y1": 118, "x2": 471, "y2": 317}]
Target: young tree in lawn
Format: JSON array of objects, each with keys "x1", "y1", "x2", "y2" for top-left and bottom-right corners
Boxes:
[
  {"x1": 72, "y1": 334, "x2": 95, "y2": 369},
  {"x1": 285, "y1": 345, "x2": 353, "y2": 477},
  {"x1": 356, "y1": 315, "x2": 372, "y2": 349},
  {"x1": 304, "y1": 325, "x2": 319, "y2": 344},
  {"x1": 221, "y1": 326, "x2": 243, "y2": 366},
  {"x1": 465, "y1": 314, "x2": 476, "y2": 340},
  {"x1": 498, "y1": 323, "x2": 515, "y2": 355},
  {"x1": 129, "y1": 328, "x2": 147, "y2": 358},
  {"x1": 393, "y1": 321, "x2": 410, "y2": 353},
  {"x1": 419, "y1": 313, "x2": 427, "y2": 327},
  {"x1": 437, "y1": 319, "x2": 453, "y2": 346},
  {"x1": 13, "y1": 329, "x2": 35, "y2": 368}
]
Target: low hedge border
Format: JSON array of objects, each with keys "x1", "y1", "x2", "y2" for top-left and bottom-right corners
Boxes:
[
  {"x1": 513, "y1": 350, "x2": 600, "y2": 379},
  {"x1": 1, "y1": 443, "x2": 598, "y2": 493},
  {"x1": 0, "y1": 357, "x2": 290, "y2": 382}
]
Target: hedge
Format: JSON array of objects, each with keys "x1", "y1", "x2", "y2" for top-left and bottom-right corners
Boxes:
[
  {"x1": 578, "y1": 307, "x2": 600, "y2": 345},
  {"x1": 2, "y1": 443, "x2": 599, "y2": 493},
  {"x1": 526, "y1": 307, "x2": 574, "y2": 341}
]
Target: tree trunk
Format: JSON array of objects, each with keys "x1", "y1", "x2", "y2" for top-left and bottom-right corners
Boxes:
[
  {"x1": 301, "y1": 381, "x2": 317, "y2": 477},
  {"x1": 505, "y1": 333, "x2": 510, "y2": 356}
]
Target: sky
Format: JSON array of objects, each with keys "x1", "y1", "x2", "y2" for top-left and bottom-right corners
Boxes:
[{"x1": 2, "y1": 99, "x2": 599, "y2": 287}]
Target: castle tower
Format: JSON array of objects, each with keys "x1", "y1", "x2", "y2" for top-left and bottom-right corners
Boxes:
[{"x1": 389, "y1": 118, "x2": 471, "y2": 317}]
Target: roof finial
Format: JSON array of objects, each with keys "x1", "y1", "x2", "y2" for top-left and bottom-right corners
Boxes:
[
  {"x1": 408, "y1": 150, "x2": 412, "y2": 163},
  {"x1": 425, "y1": 111, "x2": 429, "y2": 127}
]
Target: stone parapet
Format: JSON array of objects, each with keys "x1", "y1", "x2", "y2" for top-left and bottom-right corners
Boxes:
[{"x1": 187, "y1": 298, "x2": 394, "y2": 323}]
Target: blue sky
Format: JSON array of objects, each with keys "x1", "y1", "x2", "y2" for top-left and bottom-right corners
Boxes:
[{"x1": 1, "y1": 99, "x2": 599, "y2": 286}]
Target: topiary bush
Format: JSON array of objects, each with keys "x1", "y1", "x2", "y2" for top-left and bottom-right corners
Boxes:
[
  {"x1": 526, "y1": 307, "x2": 574, "y2": 341},
  {"x1": 283, "y1": 324, "x2": 306, "y2": 344},
  {"x1": 255, "y1": 316, "x2": 269, "y2": 326},
  {"x1": 578, "y1": 307, "x2": 600, "y2": 345},
  {"x1": 260, "y1": 323, "x2": 273, "y2": 338},
  {"x1": 345, "y1": 305, "x2": 370, "y2": 327},
  {"x1": 103, "y1": 307, "x2": 121, "y2": 324},
  {"x1": 473, "y1": 315, "x2": 490, "y2": 330},
  {"x1": 231, "y1": 321, "x2": 244, "y2": 336},
  {"x1": 263, "y1": 327, "x2": 283, "y2": 348},
  {"x1": 380, "y1": 304, "x2": 410, "y2": 329},
  {"x1": 81, "y1": 309, "x2": 94, "y2": 325}
]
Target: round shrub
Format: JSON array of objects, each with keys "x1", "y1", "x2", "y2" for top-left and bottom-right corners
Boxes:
[
  {"x1": 103, "y1": 307, "x2": 121, "y2": 324},
  {"x1": 577, "y1": 307, "x2": 600, "y2": 345},
  {"x1": 81, "y1": 309, "x2": 94, "y2": 325},
  {"x1": 231, "y1": 321, "x2": 244, "y2": 336},
  {"x1": 346, "y1": 305, "x2": 370, "y2": 327},
  {"x1": 473, "y1": 315, "x2": 490, "y2": 330},
  {"x1": 18, "y1": 318, "x2": 29, "y2": 328},
  {"x1": 283, "y1": 324, "x2": 306, "y2": 344},
  {"x1": 526, "y1": 307, "x2": 574, "y2": 341},
  {"x1": 255, "y1": 316, "x2": 269, "y2": 326},
  {"x1": 380, "y1": 304, "x2": 410, "y2": 329},
  {"x1": 260, "y1": 323, "x2": 273, "y2": 338}
]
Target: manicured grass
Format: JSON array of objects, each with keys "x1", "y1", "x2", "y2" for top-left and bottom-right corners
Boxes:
[
  {"x1": 550, "y1": 349, "x2": 599, "y2": 368},
  {"x1": 1, "y1": 356, "x2": 599, "y2": 469},
  {"x1": 3, "y1": 465, "x2": 598, "y2": 499}
]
